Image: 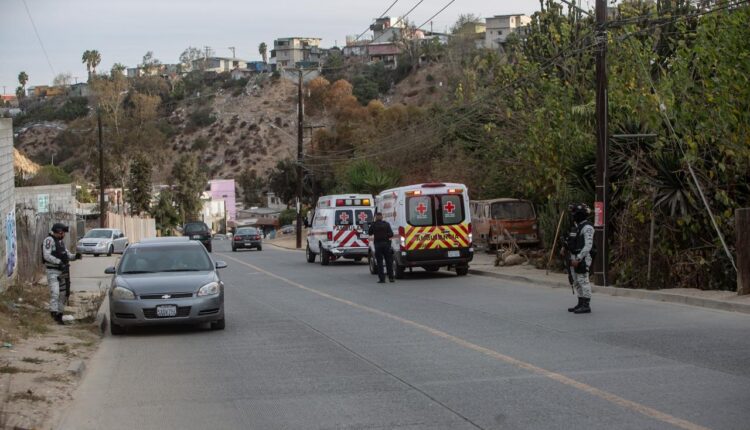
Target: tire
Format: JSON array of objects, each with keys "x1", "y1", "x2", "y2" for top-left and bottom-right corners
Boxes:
[
  {"x1": 393, "y1": 258, "x2": 405, "y2": 279},
  {"x1": 306, "y1": 243, "x2": 316, "y2": 263},
  {"x1": 232, "y1": 246, "x2": 237, "y2": 252},
  {"x1": 94, "y1": 254, "x2": 100, "y2": 258},
  {"x1": 110, "y1": 319, "x2": 125, "y2": 335},
  {"x1": 257, "y1": 245, "x2": 262, "y2": 251},
  {"x1": 320, "y1": 248, "x2": 330, "y2": 266},
  {"x1": 456, "y1": 265, "x2": 469, "y2": 276},
  {"x1": 368, "y1": 253, "x2": 377, "y2": 275},
  {"x1": 107, "y1": 245, "x2": 114, "y2": 257},
  {"x1": 210, "y1": 318, "x2": 225, "y2": 330}
]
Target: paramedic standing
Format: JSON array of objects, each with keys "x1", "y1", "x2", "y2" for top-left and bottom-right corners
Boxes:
[{"x1": 368, "y1": 212, "x2": 395, "y2": 283}]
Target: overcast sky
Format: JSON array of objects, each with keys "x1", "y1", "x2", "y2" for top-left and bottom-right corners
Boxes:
[{"x1": 1, "y1": 0, "x2": 560, "y2": 92}]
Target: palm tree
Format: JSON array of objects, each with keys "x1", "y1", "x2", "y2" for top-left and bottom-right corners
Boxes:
[
  {"x1": 90, "y1": 50, "x2": 102, "y2": 75},
  {"x1": 111, "y1": 63, "x2": 126, "y2": 77},
  {"x1": 82, "y1": 50, "x2": 92, "y2": 79},
  {"x1": 259, "y1": 42, "x2": 268, "y2": 64},
  {"x1": 18, "y1": 71, "x2": 28, "y2": 88}
]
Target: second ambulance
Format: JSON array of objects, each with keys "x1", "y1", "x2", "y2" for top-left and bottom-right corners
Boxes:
[
  {"x1": 372, "y1": 183, "x2": 473, "y2": 278},
  {"x1": 306, "y1": 194, "x2": 375, "y2": 265}
]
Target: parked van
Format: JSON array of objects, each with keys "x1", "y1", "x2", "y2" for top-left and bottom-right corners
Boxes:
[
  {"x1": 306, "y1": 194, "x2": 375, "y2": 265},
  {"x1": 372, "y1": 183, "x2": 473, "y2": 277},
  {"x1": 470, "y1": 198, "x2": 540, "y2": 248}
]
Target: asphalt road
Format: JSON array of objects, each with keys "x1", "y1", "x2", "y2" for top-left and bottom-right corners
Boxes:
[{"x1": 58, "y1": 240, "x2": 750, "y2": 430}]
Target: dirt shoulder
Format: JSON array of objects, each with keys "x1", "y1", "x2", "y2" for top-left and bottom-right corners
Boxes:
[{"x1": 0, "y1": 262, "x2": 107, "y2": 430}]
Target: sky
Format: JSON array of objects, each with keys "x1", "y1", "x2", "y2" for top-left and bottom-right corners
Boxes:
[{"x1": 0, "y1": 0, "x2": 560, "y2": 92}]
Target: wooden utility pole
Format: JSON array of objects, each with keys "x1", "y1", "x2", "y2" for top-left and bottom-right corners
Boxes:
[
  {"x1": 737, "y1": 208, "x2": 750, "y2": 295},
  {"x1": 593, "y1": 0, "x2": 609, "y2": 286},
  {"x1": 97, "y1": 110, "x2": 106, "y2": 228},
  {"x1": 296, "y1": 69, "x2": 304, "y2": 249}
]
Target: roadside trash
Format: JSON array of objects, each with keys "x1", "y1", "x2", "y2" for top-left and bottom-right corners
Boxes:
[
  {"x1": 62, "y1": 315, "x2": 75, "y2": 324},
  {"x1": 2, "y1": 342, "x2": 12, "y2": 348}
]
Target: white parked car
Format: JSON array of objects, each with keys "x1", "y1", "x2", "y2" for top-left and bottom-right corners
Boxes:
[{"x1": 77, "y1": 228, "x2": 129, "y2": 257}]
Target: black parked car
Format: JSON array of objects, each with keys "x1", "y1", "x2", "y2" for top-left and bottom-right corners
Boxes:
[
  {"x1": 183, "y1": 222, "x2": 212, "y2": 252},
  {"x1": 232, "y1": 227, "x2": 262, "y2": 252}
]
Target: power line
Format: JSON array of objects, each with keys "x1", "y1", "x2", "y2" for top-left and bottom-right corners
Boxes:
[
  {"x1": 416, "y1": 0, "x2": 457, "y2": 30},
  {"x1": 354, "y1": 0, "x2": 401, "y2": 41},
  {"x1": 22, "y1": 0, "x2": 56, "y2": 77},
  {"x1": 368, "y1": 0, "x2": 426, "y2": 45}
]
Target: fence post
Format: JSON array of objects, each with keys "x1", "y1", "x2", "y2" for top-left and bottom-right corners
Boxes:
[{"x1": 738, "y1": 208, "x2": 750, "y2": 295}]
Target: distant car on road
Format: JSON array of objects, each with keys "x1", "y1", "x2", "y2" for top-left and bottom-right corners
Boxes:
[
  {"x1": 232, "y1": 227, "x2": 263, "y2": 252},
  {"x1": 105, "y1": 239, "x2": 227, "y2": 335},
  {"x1": 183, "y1": 221, "x2": 212, "y2": 252},
  {"x1": 280, "y1": 225, "x2": 295, "y2": 234},
  {"x1": 77, "y1": 228, "x2": 128, "y2": 257}
]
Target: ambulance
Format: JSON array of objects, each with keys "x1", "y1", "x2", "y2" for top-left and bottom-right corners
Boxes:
[
  {"x1": 371, "y1": 183, "x2": 473, "y2": 278},
  {"x1": 306, "y1": 194, "x2": 375, "y2": 265}
]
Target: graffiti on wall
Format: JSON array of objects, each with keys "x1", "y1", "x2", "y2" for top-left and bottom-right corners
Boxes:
[{"x1": 5, "y1": 211, "x2": 16, "y2": 278}]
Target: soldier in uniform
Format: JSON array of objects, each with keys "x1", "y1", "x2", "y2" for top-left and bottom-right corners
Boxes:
[
  {"x1": 561, "y1": 203, "x2": 595, "y2": 314},
  {"x1": 368, "y1": 212, "x2": 395, "y2": 283},
  {"x1": 42, "y1": 223, "x2": 79, "y2": 324}
]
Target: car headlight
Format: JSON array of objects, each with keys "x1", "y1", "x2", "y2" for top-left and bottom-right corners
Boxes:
[
  {"x1": 197, "y1": 282, "x2": 220, "y2": 297},
  {"x1": 112, "y1": 286, "x2": 135, "y2": 300}
]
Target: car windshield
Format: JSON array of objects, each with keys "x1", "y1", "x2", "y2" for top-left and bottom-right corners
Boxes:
[
  {"x1": 119, "y1": 245, "x2": 213, "y2": 273},
  {"x1": 83, "y1": 230, "x2": 113, "y2": 239},
  {"x1": 184, "y1": 223, "x2": 208, "y2": 233},
  {"x1": 236, "y1": 228, "x2": 257, "y2": 235},
  {"x1": 491, "y1": 201, "x2": 535, "y2": 220}
]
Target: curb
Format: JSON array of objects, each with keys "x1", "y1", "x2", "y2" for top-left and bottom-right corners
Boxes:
[
  {"x1": 267, "y1": 242, "x2": 305, "y2": 252},
  {"x1": 66, "y1": 359, "x2": 86, "y2": 378},
  {"x1": 470, "y1": 269, "x2": 750, "y2": 315}
]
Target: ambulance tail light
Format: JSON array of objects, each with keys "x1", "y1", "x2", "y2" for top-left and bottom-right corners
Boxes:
[
  {"x1": 447, "y1": 188, "x2": 463, "y2": 194},
  {"x1": 398, "y1": 226, "x2": 406, "y2": 251},
  {"x1": 336, "y1": 199, "x2": 345, "y2": 206},
  {"x1": 467, "y1": 223, "x2": 473, "y2": 246},
  {"x1": 327, "y1": 232, "x2": 333, "y2": 241}
]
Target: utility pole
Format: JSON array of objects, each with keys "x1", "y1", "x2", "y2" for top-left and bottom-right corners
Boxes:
[
  {"x1": 296, "y1": 69, "x2": 304, "y2": 249},
  {"x1": 97, "y1": 110, "x2": 106, "y2": 228},
  {"x1": 228, "y1": 46, "x2": 236, "y2": 58},
  {"x1": 593, "y1": 0, "x2": 609, "y2": 286}
]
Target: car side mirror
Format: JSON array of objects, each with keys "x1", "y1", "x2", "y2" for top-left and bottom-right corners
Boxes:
[
  {"x1": 104, "y1": 266, "x2": 116, "y2": 274},
  {"x1": 119, "y1": 233, "x2": 125, "y2": 238},
  {"x1": 214, "y1": 261, "x2": 228, "y2": 269}
]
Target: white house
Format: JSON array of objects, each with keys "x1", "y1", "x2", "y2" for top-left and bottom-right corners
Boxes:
[{"x1": 485, "y1": 14, "x2": 532, "y2": 50}]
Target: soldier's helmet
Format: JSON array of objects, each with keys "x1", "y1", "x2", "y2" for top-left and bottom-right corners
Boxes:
[
  {"x1": 51, "y1": 223, "x2": 69, "y2": 233},
  {"x1": 568, "y1": 203, "x2": 591, "y2": 222}
]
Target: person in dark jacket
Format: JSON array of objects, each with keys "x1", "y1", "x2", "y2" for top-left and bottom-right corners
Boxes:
[{"x1": 368, "y1": 212, "x2": 394, "y2": 283}]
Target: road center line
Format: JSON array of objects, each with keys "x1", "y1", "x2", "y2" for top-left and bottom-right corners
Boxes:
[{"x1": 222, "y1": 253, "x2": 710, "y2": 430}]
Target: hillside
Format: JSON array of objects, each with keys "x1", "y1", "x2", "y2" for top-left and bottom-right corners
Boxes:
[{"x1": 13, "y1": 77, "x2": 300, "y2": 184}]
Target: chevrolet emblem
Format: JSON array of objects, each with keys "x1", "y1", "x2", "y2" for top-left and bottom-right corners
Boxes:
[{"x1": 161, "y1": 294, "x2": 171, "y2": 299}]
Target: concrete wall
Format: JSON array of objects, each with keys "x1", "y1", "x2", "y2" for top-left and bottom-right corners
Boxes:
[
  {"x1": 0, "y1": 119, "x2": 17, "y2": 290},
  {"x1": 15, "y1": 183, "x2": 77, "y2": 214}
]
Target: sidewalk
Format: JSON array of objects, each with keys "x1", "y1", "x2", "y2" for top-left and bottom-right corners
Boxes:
[{"x1": 470, "y1": 251, "x2": 750, "y2": 315}]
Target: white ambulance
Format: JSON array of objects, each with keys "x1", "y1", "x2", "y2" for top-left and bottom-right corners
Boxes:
[
  {"x1": 306, "y1": 194, "x2": 375, "y2": 265},
  {"x1": 371, "y1": 183, "x2": 473, "y2": 277}
]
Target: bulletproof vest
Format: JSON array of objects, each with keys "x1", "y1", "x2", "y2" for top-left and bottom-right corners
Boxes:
[
  {"x1": 567, "y1": 221, "x2": 595, "y2": 257},
  {"x1": 42, "y1": 234, "x2": 69, "y2": 265}
]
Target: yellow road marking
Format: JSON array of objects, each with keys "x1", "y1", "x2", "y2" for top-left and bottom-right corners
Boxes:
[{"x1": 223, "y1": 253, "x2": 710, "y2": 430}]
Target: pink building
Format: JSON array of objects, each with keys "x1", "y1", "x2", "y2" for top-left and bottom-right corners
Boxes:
[{"x1": 208, "y1": 179, "x2": 237, "y2": 221}]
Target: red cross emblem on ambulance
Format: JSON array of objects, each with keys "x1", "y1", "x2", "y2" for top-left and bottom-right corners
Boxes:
[
  {"x1": 339, "y1": 212, "x2": 350, "y2": 223},
  {"x1": 416, "y1": 202, "x2": 428, "y2": 216},
  {"x1": 444, "y1": 201, "x2": 456, "y2": 214},
  {"x1": 357, "y1": 212, "x2": 368, "y2": 223}
]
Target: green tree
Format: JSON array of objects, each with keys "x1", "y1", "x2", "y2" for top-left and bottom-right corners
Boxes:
[
  {"x1": 110, "y1": 63, "x2": 126, "y2": 77},
  {"x1": 344, "y1": 160, "x2": 400, "y2": 195},
  {"x1": 126, "y1": 154, "x2": 152, "y2": 215},
  {"x1": 142, "y1": 51, "x2": 161, "y2": 74},
  {"x1": 171, "y1": 154, "x2": 206, "y2": 222},
  {"x1": 25, "y1": 165, "x2": 72, "y2": 186},
  {"x1": 151, "y1": 189, "x2": 180, "y2": 234},
  {"x1": 238, "y1": 168, "x2": 265, "y2": 207},
  {"x1": 17, "y1": 71, "x2": 28, "y2": 99},
  {"x1": 259, "y1": 42, "x2": 268, "y2": 64},
  {"x1": 76, "y1": 185, "x2": 97, "y2": 203},
  {"x1": 82, "y1": 50, "x2": 101, "y2": 79}
]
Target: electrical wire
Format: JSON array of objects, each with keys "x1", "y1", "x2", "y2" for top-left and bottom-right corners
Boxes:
[
  {"x1": 22, "y1": 0, "x2": 56, "y2": 76},
  {"x1": 354, "y1": 0, "x2": 401, "y2": 41},
  {"x1": 416, "y1": 0, "x2": 457, "y2": 30}
]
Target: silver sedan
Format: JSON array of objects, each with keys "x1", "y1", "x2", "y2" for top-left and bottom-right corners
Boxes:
[
  {"x1": 105, "y1": 239, "x2": 227, "y2": 335},
  {"x1": 77, "y1": 228, "x2": 129, "y2": 256}
]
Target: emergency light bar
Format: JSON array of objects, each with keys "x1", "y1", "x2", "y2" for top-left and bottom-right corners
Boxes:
[
  {"x1": 405, "y1": 190, "x2": 422, "y2": 196},
  {"x1": 447, "y1": 188, "x2": 463, "y2": 194},
  {"x1": 335, "y1": 199, "x2": 371, "y2": 206}
]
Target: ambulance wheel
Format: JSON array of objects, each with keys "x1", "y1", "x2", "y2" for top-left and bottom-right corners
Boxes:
[
  {"x1": 306, "y1": 243, "x2": 316, "y2": 263},
  {"x1": 393, "y1": 259, "x2": 405, "y2": 279},
  {"x1": 353, "y1": 257, "x2": 363, "y2": 262},
  {"x1": 320, "y1": 248, "x2": 330, "y2": 266},
  {"x1": 368, "y1": 253, "x2": 377, "y2": 275},
  {"x1": 456, "y1": 265, "x2": 469, "y2": 276}
]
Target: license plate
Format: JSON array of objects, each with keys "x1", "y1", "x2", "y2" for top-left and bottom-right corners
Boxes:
[
  {"x1": 244, "y1": 241, "x2": 252, "y2": 245},
  {"x1": 447, "y1": 250, "x2": 460, "y2": 258},
  {"x1": 156, "y1": 305, "x2": 177, "y2": 317},
  {"x1": 191, "y1": 235, "x2": 201, "y2": 239}
]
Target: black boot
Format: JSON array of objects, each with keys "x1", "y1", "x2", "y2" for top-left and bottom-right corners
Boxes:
[
  {"x1": 568, "y1": 297, "x2": 582, "y2": 312},
  {"x1": 574, "y1": 298, "x2": 591, "y2": 314}
]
